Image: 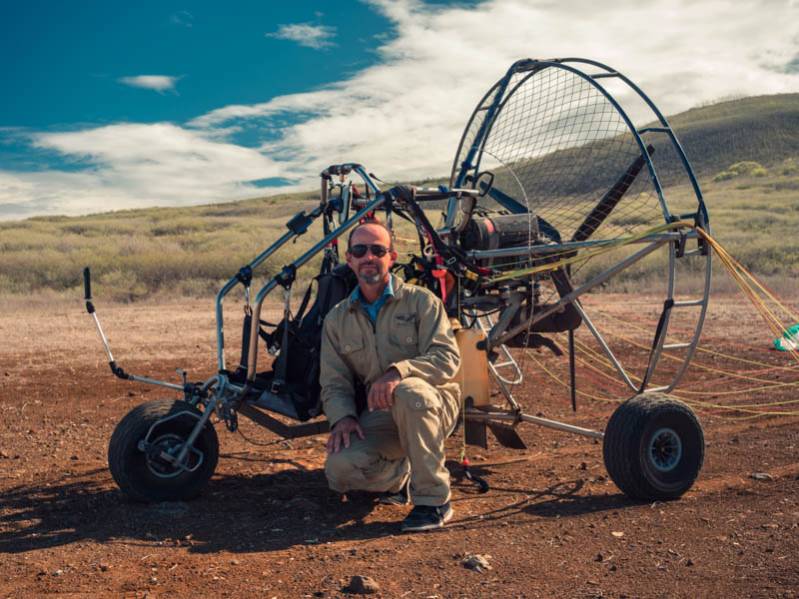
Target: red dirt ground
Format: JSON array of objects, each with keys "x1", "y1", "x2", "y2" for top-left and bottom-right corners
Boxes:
[{"x1": 1, "y1": 295, "x2": 797, "y2": 598}]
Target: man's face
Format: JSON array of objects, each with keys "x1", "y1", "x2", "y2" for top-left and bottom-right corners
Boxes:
[{"x1": 346, "y1": 224, "x2": 397, "y2": 286}]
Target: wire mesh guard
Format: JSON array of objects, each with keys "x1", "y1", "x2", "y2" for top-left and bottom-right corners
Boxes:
[
  {"x1": 449, "y1": 59, "x2": 711, "y2": 395},
  {"x1": 453, "y1": 62, "x2": 670, "y2": 248}
]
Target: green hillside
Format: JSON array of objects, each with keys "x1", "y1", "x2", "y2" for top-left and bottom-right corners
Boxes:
[{"x1": 666, "y1": 93, "x2": 799, "y2": 177}]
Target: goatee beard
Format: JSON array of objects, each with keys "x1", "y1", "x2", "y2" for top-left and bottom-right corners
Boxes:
[{"x1": 359, "y1": 271, "x2": 382, "y2": 285}]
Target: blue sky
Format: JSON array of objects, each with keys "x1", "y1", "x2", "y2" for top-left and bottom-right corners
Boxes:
[
  {"x1": 1, "y1": 0, "x2": 797, "y2": 220},
  {"x1": 1, "y1": 1, "x2": 388, "y2": 129},
  {"x1": 0, "y1": 0, "x2": 389, "y2": 178}
]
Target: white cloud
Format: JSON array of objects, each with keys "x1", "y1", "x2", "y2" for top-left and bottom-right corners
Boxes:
[
  {"x1": 3, "y1": 0, "x2": 798, "y2": 220},
  {"x1": 0, "y1": 123, "x2": 283, "y2": 219},
  {"x1": 170, "y1": 10, "x2": 194, "y2": 28},
  {"x1": 266, "y1": 23, "x2": 337, "y2": 49},
  {"x1": 119, "y1": 75, "x2": 180, "y2": 93},
  {"x1": 199, "y1": 0, "x2": 799, "y2": 187}
]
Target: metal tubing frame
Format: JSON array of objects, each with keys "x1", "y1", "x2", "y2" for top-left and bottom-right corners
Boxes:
[
  {"x1": 449, "y1": 57, "x2": 710, "y2": 230},
  {"x1": 126, "y1": 374, "x2": 185, "y2": 392},
  {"x1": 174, "y1": 395, "x2": 219, "y2": 466},
  {"x1": 448, "y1": 57, "x2": 712, "y2": 399},
  {"x1": 89, "y1": 312, "x2": 115, "y2": 362},
  {"x1": 214, "y1": 163, "x2": 382, "y2": 374},
  {"x1": 447, "y1": 68, "x2": 517, "y2": 225},
  {"x1": 468, "y1": 230, "x2": 696, "y2": 260},
  {"x1": 490, "y1": 237, "x2": 669, "y2": 348},
  {"x1": 88, "y1": 305, "x2": 191, "y2": 392},
  {"x1": 646, "y1": 242, "x2": 712, "y2": 393},
  {"x1": 245, "y1": 190, "x2": 387, "y2": 380},
  {"x1": 215, "y1": 228, "x2": 296, "y2": 371},
  {"x1": 465, "y1": 409, "x2": 603, "y2": 440},
  {"x1": 572, "y1": 300, "x2": 639, "y2": 392}
]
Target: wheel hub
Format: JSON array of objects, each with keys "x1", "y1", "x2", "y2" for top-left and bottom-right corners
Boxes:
[
  {"x1": 145, "y1": 433, "x2": 193, "y2": 479},
  {"x1": 648, "y1": 427, "x2": 682, "y2": 472}
]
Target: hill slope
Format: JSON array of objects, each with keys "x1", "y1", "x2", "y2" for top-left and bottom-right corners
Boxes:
[
  {"x1": 1, "y1": 94, "x2": 797, "y2": 298},
  {"x1": 667, "y1": 93, "x2": 799, "y2": 177}
]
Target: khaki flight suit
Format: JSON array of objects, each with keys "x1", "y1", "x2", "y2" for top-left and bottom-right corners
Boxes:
[{"x1": 320, "y1": 274, "x2": 461, "y2": 506}]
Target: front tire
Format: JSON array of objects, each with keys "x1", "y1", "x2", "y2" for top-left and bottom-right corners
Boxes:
[
  {"x1": 603, "y1": 393, "x2": 704, "y2": 501},
  {"x1": 108, "y1": 399, "x2": 219, "y2": 502}
]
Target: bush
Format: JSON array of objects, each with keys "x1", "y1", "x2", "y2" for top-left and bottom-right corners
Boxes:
[
  {"x1": 713, "y1": 161, "x2": 769, "y2": 181},
  {"x1": 779, "y1": 158, "x2": 799, "y2": 176}
]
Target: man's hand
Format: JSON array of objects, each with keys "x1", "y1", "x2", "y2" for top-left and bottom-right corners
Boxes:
[
  {"x1": 368, "y1": 368, "x2": 402, "y2": 412},
  {"x1": 326, "y1": 416, "x2": 365, "y2": 454}
]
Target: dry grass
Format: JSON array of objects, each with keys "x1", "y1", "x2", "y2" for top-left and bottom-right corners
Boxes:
[{"x1": 0, "y1": 155, "x2": 796, "y2": 303}]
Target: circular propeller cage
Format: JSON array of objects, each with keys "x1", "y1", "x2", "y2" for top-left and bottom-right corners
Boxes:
[{"x1": 449, "y1": 58, "x2": 712, "y2": 394}]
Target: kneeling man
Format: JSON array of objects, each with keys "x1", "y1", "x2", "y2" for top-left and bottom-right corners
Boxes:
[{"x1": 320, "y1": 219, "x2": 461, "y2": 532}]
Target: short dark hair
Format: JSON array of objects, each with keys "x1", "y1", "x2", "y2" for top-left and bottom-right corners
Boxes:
[{"x1": 346, "y1": 218, "x2": 394, "y2": 251}]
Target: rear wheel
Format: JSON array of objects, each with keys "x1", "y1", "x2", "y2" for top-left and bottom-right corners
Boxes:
[
  {"x1": 603, "y1": 393, "x2": 704, "y2": 501},
  {"x1": 108, "y1": 399, "x2": 219, "y2": 502}
]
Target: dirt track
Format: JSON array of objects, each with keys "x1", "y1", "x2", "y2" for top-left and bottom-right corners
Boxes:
[{"x1": 1, "y1": 296, "x2": 797, "y2": 598}]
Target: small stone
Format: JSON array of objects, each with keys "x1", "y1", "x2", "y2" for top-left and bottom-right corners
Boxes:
[
  {"x1": 70, "y1": 455, "x2": 79, "y2": 461},
  {"x1": 462, "y1": 554, "x2": 492, "y2": 573},
  {"x1": 579, "y1": 462, "x2": 588, "y2": 470},
  {"x1": 53, "y1": 569, "x2": 64, "y2": 577},
  {"x1": 342, "y1": 575, "x2": 380, "y2": 594},
  {"x1": 611, "y1": 531, "x2": 624, "y2": 538},
  {"x1": 609, "y1": 564, "x2": 617, "y2": 572},
  {"x1": 593, "y1": 553, "x2": 603, "y2": 562},
  {"x1": 750, "y1": 472, "x2": 774, "y2": 481},
  {"x1": 230, "y1": 559, "x2": 241, "y2": 565},
  {"x1": 99, "y1": 563, "x2": 111, "y2": 572},
  {"x1": 150, "y1": 576, "x2": 158, "y2": 584},
  {"x1": 685, "y1": 559, "x2": 694, "y2": 566}
]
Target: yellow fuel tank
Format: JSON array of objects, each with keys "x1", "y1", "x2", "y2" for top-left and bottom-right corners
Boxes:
[{"x1": 453, "y1": 327, "x2": 490, "y2": 407}]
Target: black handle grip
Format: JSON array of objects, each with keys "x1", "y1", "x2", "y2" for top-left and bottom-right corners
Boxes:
[{"x1": 83, "y1": 267, "x2": 92, "y2": 300}]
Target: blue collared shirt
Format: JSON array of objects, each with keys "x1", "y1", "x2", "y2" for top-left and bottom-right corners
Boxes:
[{"x1": 350, "y1": 277, "x2": 394, "y2": 323}]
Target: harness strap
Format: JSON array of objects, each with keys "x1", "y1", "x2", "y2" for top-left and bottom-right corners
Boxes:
[{"x1": 423, "y1": 230, "x2": 449, "y2": 302}]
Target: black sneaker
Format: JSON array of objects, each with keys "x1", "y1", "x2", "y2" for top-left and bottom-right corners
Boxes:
[
  {"x1": 378, "y1": 478, "x2": 410, "y2": 506},
  {"x1": 400, "y1": 502, "x2": 453, "y2": 532}
]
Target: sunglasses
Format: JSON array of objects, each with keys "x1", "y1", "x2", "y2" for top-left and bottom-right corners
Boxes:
[{"x1": 348, "y1": 244, "x2": 390, "y2": 258}]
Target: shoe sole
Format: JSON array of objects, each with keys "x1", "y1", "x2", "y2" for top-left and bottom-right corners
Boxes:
[
  {"x1": 400, "y1": 506, "x2": 453, "y2": 533},
  {"x1": 379, "y1": 495, "x2": 410, "y2": 506},
  {"x1": 378, "y1": 479, "x2": 411, "y2": 506}
]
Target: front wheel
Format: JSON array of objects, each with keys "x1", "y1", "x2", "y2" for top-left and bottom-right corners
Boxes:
[
  {"x1": 603, "y1": 393, "x2": 704, "y2": 501},
  {"x1": 108, "y1": 399, "x2": 219, "y2": 502}
]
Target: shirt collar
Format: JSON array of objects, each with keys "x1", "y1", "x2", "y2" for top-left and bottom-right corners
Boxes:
[{"x1": 350, "y1": 275, "x2": 394, "y2": 305}]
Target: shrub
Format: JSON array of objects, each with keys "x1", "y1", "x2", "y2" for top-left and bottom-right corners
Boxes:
[{"x1": 714, "y1": 161, "x2": 769, "y2": 181}]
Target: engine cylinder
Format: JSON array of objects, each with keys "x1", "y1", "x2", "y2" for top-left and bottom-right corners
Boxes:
[{"x1": 460, "y1": 214, "x2": 539, "y2": 252}]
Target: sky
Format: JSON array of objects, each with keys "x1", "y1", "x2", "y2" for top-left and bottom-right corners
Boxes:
[{"x1": 1, "y1": 0, "x2": 797, "y2": 220}]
